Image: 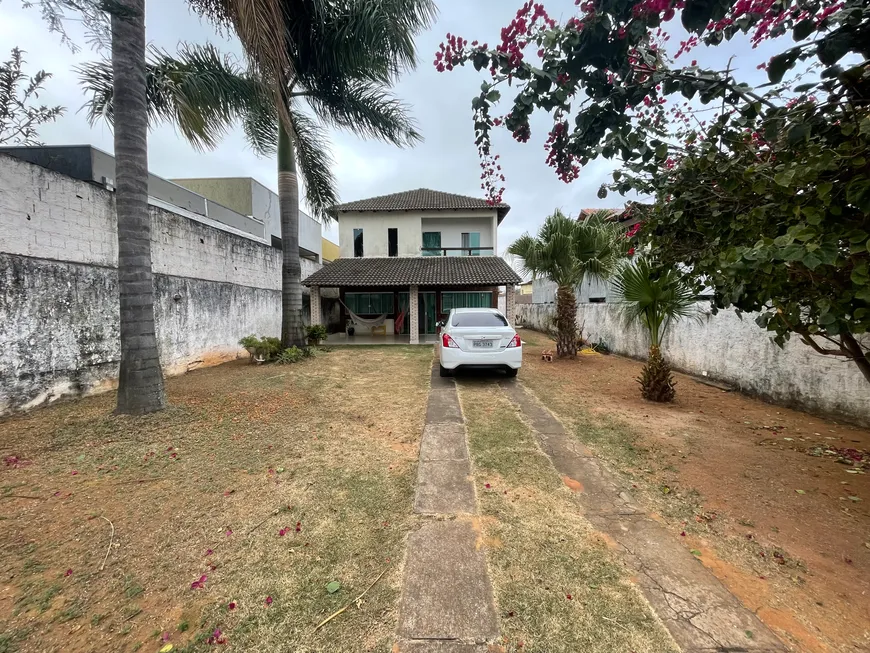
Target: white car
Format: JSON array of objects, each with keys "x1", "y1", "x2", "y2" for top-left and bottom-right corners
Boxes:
[{"x1": 438, "y1": 308, "x2": 522, "y2": 377}]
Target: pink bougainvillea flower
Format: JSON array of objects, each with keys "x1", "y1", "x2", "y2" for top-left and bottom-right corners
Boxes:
[
  {"x1": 566, "y1": 594, "x2": 573, "y2": 600},
  {"x1": 70, "y1": 470, "x2": 79, "y2": 476},
  {"x1": 228, "y1": 601, "x2": 236, "y2": 610},
  {"x1": 208, "y1": 562, "x2": 218, "y2": 571},
  {"x1": 295, "y1": 522, "x2": 301, "y2": 532},
  {"x1": 278, "y1": 528, "x2": 287, "y2": 537},
  {"x1": 225, "y1": 529, "x2": 233, "y2": 537},
  {"x1": 170, "y1": 453, "x2": 178, "y2": 459},
  {"x1": 65, "y1": 568, "x2": 73, "y2": 577},
  {"x1": 484, "y1": 483, "x2": 491, "y2": 489},
  {"x1": 265, "y1": 596, "x2": 273, "y2": 606},
  {"x1": 162, "y1": 632, "x2": 171, "y2": 642},
  {"x1": 166, "y1": 446, "x2": 174, "y2": 451},
  {"x1": 223, "y1": 490, "x2": 234, "y2": 497},
  {"x1": 206, "y1": 627, "x2": 227, "y2": 645},
  {"x1": 680, "y1": 531, "x2": 686, "y2": 537},
  {"x1": 191, "y1": 574, "x2": 208, "y2": 590},
  {"x1": 205, "y1": 548, "x2": 214, "y2": 556}
]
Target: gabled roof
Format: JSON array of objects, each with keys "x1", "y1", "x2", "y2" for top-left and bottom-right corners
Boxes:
[
  {"x1": 334, "y1": 188, "x2": 511, "y2": 222},
  {"x1": 302, "y1": 256, "x2": 522, "y2": 287}
]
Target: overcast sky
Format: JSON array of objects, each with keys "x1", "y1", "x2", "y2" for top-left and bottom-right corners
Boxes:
[{"x1": 1, "y1": 0, "x2": 778, "y2": 250}]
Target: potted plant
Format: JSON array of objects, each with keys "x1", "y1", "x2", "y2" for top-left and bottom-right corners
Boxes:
[
  {"x1": 306, "y1": 324, "x2": 328, "y2": 346},
  {"x1": 346, "y1": 319, "x2": 355, "y2": 337}
]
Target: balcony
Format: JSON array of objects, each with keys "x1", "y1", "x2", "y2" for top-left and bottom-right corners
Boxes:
[{"x1": 421, "y1": 247, "x2": 495, "y2": 257}]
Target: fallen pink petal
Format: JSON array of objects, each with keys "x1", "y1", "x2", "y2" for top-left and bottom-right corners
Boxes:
[
  {"x1": 191, "y1": 574, "x2": 208, "y2": 590},
  {"x1": 265, "y1": 596, "x2": 273, "y2": 606},
  {"x1": 64, "y1": 568, "x2": 73, "y2": 577},
  {"x1": 228, "y1": 601, "x2": 236, "y2": 610}
]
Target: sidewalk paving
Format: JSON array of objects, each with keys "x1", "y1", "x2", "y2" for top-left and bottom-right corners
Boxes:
[{"x1": 394, "y1": 364, "x2": 499, "y2": 652}]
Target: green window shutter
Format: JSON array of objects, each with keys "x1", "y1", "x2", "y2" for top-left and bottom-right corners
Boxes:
[
  {"x1": 422, "y1": 232, "x2": 441, "y2": 256},
  {"x1": 469, "y1": 232, "x2": 480, "y2": 256}
]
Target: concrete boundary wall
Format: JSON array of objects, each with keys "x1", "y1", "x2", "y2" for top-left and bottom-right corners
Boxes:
[
  {"x1": 0, "y1": 154, "x2": 288, "y2": 414},
  {"x1": 518, "y1": 302, "x2": 870, "y2": 426}
]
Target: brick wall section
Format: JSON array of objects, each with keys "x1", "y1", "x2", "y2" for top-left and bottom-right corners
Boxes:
[
  {"x1": 409, "y1": 285, "x2": 419, "y2": 344},
  {"x1": 505, "y1": 285, "x2": 516, "y2": 324},
  {"x1": 310, "y1": 286, "x2": 322, "y2": 326}
]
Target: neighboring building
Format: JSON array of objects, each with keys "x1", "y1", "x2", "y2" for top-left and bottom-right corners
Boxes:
[
  {"x1": 171, "y1": 176, "x2": 322, "y2": 263},
  {"x1": 516, "y1": 280, "x2": 534, "y2": 305},
  {"x1": 302, "y1": 189, "x2": 521, "y2": 343},
  {"x1": 321, "y1": 237, "x2": 340, "y2": 263}
]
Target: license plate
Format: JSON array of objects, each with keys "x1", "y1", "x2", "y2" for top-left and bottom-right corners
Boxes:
[{"x1": 472, "y1": 340, "x2": 494, "y2": 349}]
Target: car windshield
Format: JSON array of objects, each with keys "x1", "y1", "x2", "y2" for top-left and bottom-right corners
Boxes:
[{"x1": 451, "y1": 312, "x2": 508, "y2": 327}]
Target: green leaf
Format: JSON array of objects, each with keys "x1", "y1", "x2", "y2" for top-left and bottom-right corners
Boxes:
[
  {"x1": 597, "y1": 185, "x2": 608, "y2": 199},
  {"x1": 787, "y1": 123, "x2": 810, "y2": 145},
  {"x1": 326, "y1": 581, "x2": 341, "y2": 594},
  {"x1": 792, "y1": 19, "x2": 815, "y2": 41},
  {"x1": 690, "y1": 549, "x2": 702, "y2": 556},
  {"x1": 816, "y1": 182, "x2": 833, "y2": 198},
  {"x1": 802, "y1": 252, "x2": 822, "y2": 269},
  {"x1": 486, "y1": 90, "x2": 501, "y2": 103},
  {"x1": 767, "y1": 50, "x2": 798, "y2": 84}
]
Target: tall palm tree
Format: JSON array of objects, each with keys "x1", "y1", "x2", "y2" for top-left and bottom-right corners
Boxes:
[
  {"x1": 110, "y1": 0, "x2": 166, "y2": 414},
  {"x1": 82, "y1": 1, "x2": 434, "y2": 348},
  {"x1": 508, "y1": 210, "x2": 627, "y2": 358},
  {"x1": 612, "y1": 257, "x2": 698, "y2": 401}
]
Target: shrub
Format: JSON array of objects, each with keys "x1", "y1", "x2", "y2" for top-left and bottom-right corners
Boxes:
[
  {"x1": 306, "y1": 324, "x2": 328, "y2": 344},
  {"x1": 276, "y1": 346, "x2": 304, "y2": 364},
  {"x1": 239, "y1": 335, "x2": 282, "y2": 361}
]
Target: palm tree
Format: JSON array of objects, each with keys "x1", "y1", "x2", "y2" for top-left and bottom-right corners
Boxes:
[
  {"x1": 110, "y1": 0, "x2": 166, "y2": 414},
  {"x1": 508, "y1": 210, "x2": 627, "y2": 358},
  {"x1": 612, "y1": 257, "x2": 698, "y2": 401},
  {"x1": 82, "y1": 1, "x2": 433, "y2": 349}
]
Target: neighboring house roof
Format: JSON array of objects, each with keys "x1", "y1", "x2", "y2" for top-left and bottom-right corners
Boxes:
[
  {"x1": 334, "y1": 188, "x2": 511, "y2": 222},
  {"x1": 578, "y1": 203, "x2": 647, "y2": 226},
  {"x1": 302, "y1": 256, "x2": 522, "y2": 287}
]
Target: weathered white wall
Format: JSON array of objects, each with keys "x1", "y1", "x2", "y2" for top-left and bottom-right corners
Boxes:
[
  {"x1": 518, "y1": 302, "x2": 870, "y2": 425},
  {"x1": 420, "y1": 215, "x2": 497, "y2": 253},
  {"x1": 337, "y1": 209, "x2": 499, "y2": 258},
  {"x1": 338, "y1": 210, "x2": 423, "y2": 257},
  {"x1": 0, "y1": 154, "x2": 312, "y2": 414}
]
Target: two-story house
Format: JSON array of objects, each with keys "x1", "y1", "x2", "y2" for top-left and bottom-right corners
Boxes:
[{"x1": 302, "y1": 189, "x2": 521, "y2": 343}]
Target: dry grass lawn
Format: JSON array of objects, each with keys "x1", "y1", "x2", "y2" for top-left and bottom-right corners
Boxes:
[
  {"x1": 0, "y1": 346, "x2": 432, "y2": 653},
  {"x1": 517, "y1": 328, "x2": 870, "y2": 652},
  {"x1": 458, "y1": 379, "x2": 679, "y2": 653}
]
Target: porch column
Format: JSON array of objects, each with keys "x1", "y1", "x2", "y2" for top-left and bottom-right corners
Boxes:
[
  {"x1": 409, "y1": 285, "x2": 419, "y2": 344},
  {"x1": 310, "y1": 286, "x2": 322, "y2": 326},
  {"x1": 505, "y1": 284, "x2": 517, "y2": 324}
]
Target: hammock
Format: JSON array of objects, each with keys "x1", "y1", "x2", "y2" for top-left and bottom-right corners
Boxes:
[{"x1": 339, "y1": 298, "x2": 387, "y2": 327}]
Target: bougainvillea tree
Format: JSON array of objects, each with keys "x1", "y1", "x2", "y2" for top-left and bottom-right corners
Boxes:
[{"x1": 439, "y1": 0, "x2": 870, "y2": 383}]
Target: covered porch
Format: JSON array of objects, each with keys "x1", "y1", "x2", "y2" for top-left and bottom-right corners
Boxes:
[{"x1": 302, "y1": 257, "x2": 521, "y2": 345}]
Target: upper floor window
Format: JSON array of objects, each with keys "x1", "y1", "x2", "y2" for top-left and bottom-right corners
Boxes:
[
  {"x1": 388, "y1": 228, "x2": 398, "y2": 257},
  {"x1": 461, "y1": 232, "x2": 481, "y2": 256},
  {"x1": 422, "y1": 231, "x2": 441, "y2": 256},
  {"x1": 353, "y1": 228, "x2": 364, "y2": 257}
]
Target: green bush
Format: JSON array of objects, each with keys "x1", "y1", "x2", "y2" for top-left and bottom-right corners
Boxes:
[
  {"x1": 239, "y1": 335, "x2": 282, "y2": 361},
  {"x1": 276, "y1": 346, "x2": 304, "y2": 364},
  {"x1": 306, "y1": 324, "x2": 328, "y2": 344}
]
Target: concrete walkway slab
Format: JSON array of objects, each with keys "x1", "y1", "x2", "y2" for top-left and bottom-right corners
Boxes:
[
  {"x1": 394, "y1": 641, "x2": 489, "y2": 653},
  {"x1": 420, "y1": 423, "x2": 468, "y2": 461},
  {"x1": 501, "y1": 381, "x2": 787, "y2": 653},
  {"x1": 414, "y1": 460, "x2": 476, "y2": 514},
  {"x1": 426, "y1": 389, "x2": 464, "y2": 424},
  {"x1": 397, "y1": 520, "x2": 499, "y2": 642}
]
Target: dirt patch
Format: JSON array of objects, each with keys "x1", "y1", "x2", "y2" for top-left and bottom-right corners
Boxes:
[
  {"x1": 518, "y1": 329, "x2": 870, "y2": 652},
  {"x1": 0, "y1": 347, "x2": 432, "y2": 652}
]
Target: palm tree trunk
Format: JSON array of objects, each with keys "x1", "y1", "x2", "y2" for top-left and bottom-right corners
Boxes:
[
  {"x1": 111, "y1": 0, "x2": 166, "y2": 414},
  {"x1": 277, "y1": 119, "x2": 306, "y2": 348},
  {"x1": 555, "y1": 285, "x2": 577, "y2": 359}
]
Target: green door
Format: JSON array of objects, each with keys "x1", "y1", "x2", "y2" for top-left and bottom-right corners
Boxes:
[{"x1": 419, "y1": 292, "x2": 437, "y2": 334}]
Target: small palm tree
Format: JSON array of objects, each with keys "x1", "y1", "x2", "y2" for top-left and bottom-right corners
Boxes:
[
  {"x1": 612, "y1": 257, "x2": 698, "y2": 401},
  {"x1": 508, "y1": 210, "x2": 627, "y2": 358},
  {"x1": 80, "y1": 0, "x2": 433, "y2": 348}
]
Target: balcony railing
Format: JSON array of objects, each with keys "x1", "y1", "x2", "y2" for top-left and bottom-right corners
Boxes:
[{"x1": 421, "y1": 247, "x2": 495, "y2": 256}]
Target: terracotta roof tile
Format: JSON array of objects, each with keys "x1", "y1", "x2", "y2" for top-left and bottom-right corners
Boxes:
[
  {"x1": 334, "y1": 188, "x2": 510, "y2": 221},
  {"x1": 302, "y1": 256, "x2": 522, "y2": 287}
]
